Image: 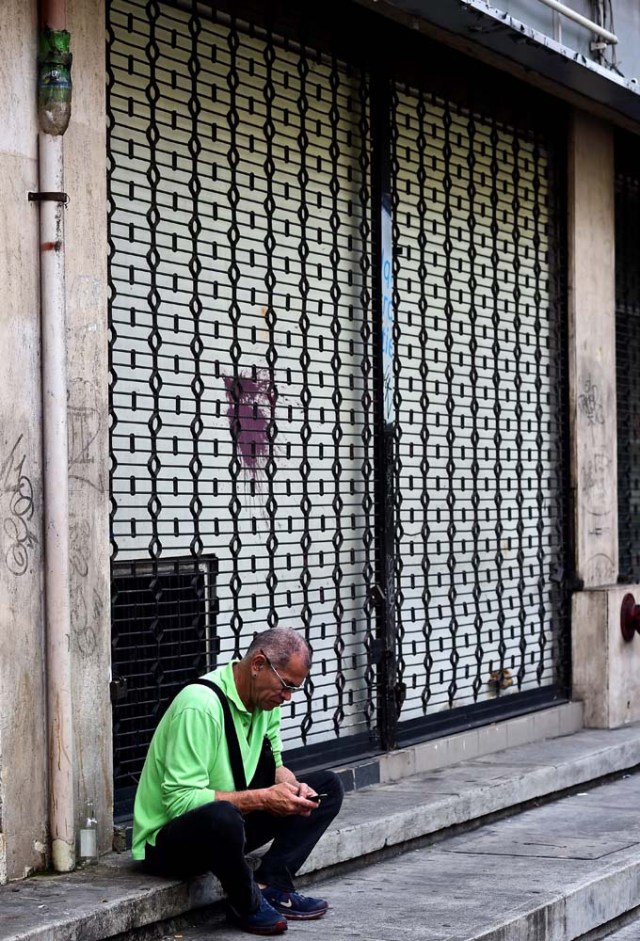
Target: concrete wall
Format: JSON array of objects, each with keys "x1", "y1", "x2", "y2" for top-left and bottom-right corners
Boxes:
[
  {"x1": 65, "y1": 0, "x2": 111, "y2": 856},
  {"x1": 0, "y1": 0, "x2": 110, "y2": 883},
  {"x1": 568, "y1": 111, "x2": 617, "y2": 589},
  {"x1": 568, "y1": 111, "x2": 640, "y2": 728},
  {"x1": 0, "y1": 0, "x2": 48, "y2": 881},
  {"x1": 573, "y1": 586, "x2": 640, "y2": 727}
]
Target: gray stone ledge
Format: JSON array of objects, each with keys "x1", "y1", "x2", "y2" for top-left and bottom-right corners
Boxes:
[{"x1": 4, "y1": 718, "x2": 640, "y2": 941}]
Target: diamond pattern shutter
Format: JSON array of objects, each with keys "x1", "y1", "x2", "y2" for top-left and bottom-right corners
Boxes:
[
  {"x1": 390, "y1": 82, "x2": 569, "y2": 731},
  {"x1": 108, "y1": 0, "x2": 377, "y2": 802}
]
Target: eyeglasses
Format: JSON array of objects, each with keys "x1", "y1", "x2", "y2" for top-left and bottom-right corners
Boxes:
[{"x1": 260, "y1": 649, "x2": 303, "y2": 693}]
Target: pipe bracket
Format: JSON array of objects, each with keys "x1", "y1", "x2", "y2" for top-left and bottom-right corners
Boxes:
[{"x1": 28, "y1": 191, "x2": 69, "y2": 205}]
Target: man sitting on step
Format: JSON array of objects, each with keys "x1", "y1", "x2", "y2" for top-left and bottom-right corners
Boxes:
[{"x1": 132, "y1": 627, "x2": 344, "y2": 935}]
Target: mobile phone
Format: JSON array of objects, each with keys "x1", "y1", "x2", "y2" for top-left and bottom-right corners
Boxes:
[{"x1": 308, "y1": 792, "x2": 328, "y2": 803}]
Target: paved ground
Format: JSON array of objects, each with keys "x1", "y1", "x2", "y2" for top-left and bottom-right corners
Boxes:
[
  {"x1": 602, "y1": 915, "x2": 640, "y2": 940},
  {"x1": 153, "y1": 773, "x2": 640, "y2": 941},
  {"x1": 607, "y1": 925, "x2": 640, "y2": 940},
  {"x1": 5, "y1": 724, "x2": 640, "y2": 941}
]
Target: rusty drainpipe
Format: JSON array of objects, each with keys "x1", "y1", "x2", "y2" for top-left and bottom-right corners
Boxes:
[{"x1": 36, "y1": 0, "x2": 75, "y2": 872}]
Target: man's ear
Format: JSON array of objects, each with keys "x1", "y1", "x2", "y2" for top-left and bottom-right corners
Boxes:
[{"x1": 252, "y1": 651, "x2": 267, "y2": 671}]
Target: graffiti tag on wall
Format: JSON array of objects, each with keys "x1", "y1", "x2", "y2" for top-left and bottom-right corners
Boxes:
[
  {"x1": 578, "y1": 377, "x2": 605, "y2": 426},
  {"x1": 0, "y1": 435, "x2": 37, "y2": 576}
]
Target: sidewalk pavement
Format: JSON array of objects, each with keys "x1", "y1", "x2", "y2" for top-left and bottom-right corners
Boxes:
[
  {"x1": 156, "y1": 770, "x2": 640, "y2": 941},
  {"x1": 3, "y1": 719, "x2": 640, "y2": 941},
  {"x1": 605, "y1": 917, "x2": 640, "y2": 940}
]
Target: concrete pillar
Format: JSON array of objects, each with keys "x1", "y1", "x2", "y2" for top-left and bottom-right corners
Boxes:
[
  {"x1": 0, "y1": 0, "x2": 48, "y2": 882},
  {"x1": 568, "y1": 110, "x2": 617, "y2": 588},
  {"x1": 0, "y1": 0, "x2": 110, "y2": 882},
  {"x1": 65, "y1": 0, "x2": 112, "y2": 853},
  {"x1": 573, "y1": 586, "x2": 640, "y2": 727},
  {"x1": 568, "y1": 111, "x2": 640, "y2": 727}
]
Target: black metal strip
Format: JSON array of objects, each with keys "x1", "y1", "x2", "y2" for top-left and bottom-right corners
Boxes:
[
  {"x1": 531, "y1": 123, "x2": 547, "y2": 685},
  {"x1": 489, "y1": 108, "x2": 507, "y2": 696},
  {"x1": 371, "y1": 66, "x2": 398, "y2": 751},
  {"x1": 442, "y1": 91, "x2": 459, "y2": 708},
  {"x1": 143, "y1": 0, "x2": 164, "y2": 729},
  {"x1": 466, "y1": 96, "x2": 484, "y2": 704},
  {"x1": 416, "y1": 85, "x2": 433, "y2": 714},
  {"x1": 389, "y1": 81, "x2": 405, "y2": 724},
  {"x1": 510, "y1": 119, "x2": 527, "y2": 691},
  {"x1": 297, "y1": 22, "x2": 315, "y2": 743},
  {"x1": 262, "y1": 14, "x2": 280, "y2": 632},
  {"x1": 226, "y1": 10, "x2": 244, "y2": 656},
  {"x1": 358, "y1": 63, "x2": 377, "y2": 736},
  {"x1": 28, "y1": 191, "x2": 69, "y2": 204},
  {"x1": 328, "y1": 39, "x2": 346, "y2": 736}
]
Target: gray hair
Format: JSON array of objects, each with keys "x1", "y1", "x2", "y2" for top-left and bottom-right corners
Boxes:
[{"x1": 245, "y1": 628, "x2": 312, "y2": 671}]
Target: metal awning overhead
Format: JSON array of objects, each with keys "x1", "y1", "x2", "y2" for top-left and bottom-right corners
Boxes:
[{"x1": 360, "y1": 0, "x2": 640, "y2": 126}]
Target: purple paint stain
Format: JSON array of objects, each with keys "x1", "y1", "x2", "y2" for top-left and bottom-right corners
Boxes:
[{"x1": 223, "y1": 371, "x2": 274, "y2": 474}]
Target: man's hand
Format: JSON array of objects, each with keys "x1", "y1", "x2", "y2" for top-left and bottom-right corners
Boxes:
[
  {"x1": 295, "y1": 780, "x2": 318, "y2": 802},
  {"x1": 261, "y1": 781, "x2": 317, "y2": 816},
  {"x1": 214, "y1": 767, "x2": 319, "y2": 815}
]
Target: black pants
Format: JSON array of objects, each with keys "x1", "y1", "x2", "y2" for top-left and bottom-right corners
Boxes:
[{"x1": 143, "y1": 770, "x2": 343, "y2": 914}]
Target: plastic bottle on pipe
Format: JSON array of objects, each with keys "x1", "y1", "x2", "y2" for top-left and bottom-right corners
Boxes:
[
  {"x1": 78, "y1": 799, "x2": 98, "y2": 866},
  {"x1": 38, "y1": 27, "x2": 72, "y2": 136}
]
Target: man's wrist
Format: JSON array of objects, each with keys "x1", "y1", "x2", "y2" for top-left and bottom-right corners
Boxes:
[
  {"x1": 214, "y1": 787, "x2": 268, "y2": 812},
  {"x1": 275, "y1": 765, "x2": 297, "y2": 786}
]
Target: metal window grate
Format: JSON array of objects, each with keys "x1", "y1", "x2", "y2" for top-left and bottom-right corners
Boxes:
[{"x1": 111, "y1": 555, "x2": 217, "y2": 813}]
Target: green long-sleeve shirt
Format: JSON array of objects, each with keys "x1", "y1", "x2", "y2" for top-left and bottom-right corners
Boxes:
[{"x1": 131, "y1": 661, "x2": 283, "y2": 859}]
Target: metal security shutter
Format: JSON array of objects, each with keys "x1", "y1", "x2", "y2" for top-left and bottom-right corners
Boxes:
[
  {"x1": 389, "y1": 81, "x2": 569, "y2": 734},
  {"x1": 107, "y1": 0, "x2": 377, "y2": 804},
  {"x1": 107, "y1": 0, "x2": 572, "y2": 810},
  {"x1": 616, "y1": 136, "x2": 640, "y2": 583}
]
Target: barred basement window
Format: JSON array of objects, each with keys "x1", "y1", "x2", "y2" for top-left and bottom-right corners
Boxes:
[{"x1": 111, "y1": 555, "x2": 218, "y2": 815}]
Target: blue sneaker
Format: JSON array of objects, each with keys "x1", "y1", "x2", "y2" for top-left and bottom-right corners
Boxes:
[
  {"x1": 261, "y1": 887, "x2": 328, "y2": 920},
  {"x1": 227, "y1": 895, "x2": 288, "y2": 935}
]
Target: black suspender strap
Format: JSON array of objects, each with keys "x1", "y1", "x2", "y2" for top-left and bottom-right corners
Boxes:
[{"x1": 189, "y1": 678, "x2": 248, "y2": 790}]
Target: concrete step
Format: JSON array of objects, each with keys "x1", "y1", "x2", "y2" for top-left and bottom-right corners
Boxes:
[
  {"x1": 157, "y1": 770, "x2": 640, "y2": 941},
  {"x1": 3, "y1": 713, "x2": 640, "y2": 941}
]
